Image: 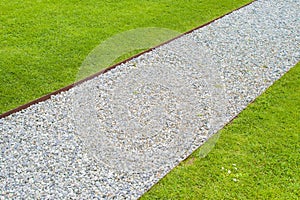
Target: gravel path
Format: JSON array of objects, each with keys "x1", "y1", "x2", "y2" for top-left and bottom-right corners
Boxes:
[{"x1": 1, "y1": 0, "x2": 300, "y2": 199}]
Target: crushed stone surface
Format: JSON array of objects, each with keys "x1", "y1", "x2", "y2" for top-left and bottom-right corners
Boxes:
[{"x1": 1, "y1": 0, "x2": 299, "y2": 199}]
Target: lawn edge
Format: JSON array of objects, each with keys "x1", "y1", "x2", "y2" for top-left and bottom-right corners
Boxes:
[{"x1": 0, "y1": 0, "x2": 255, "y2": 119}]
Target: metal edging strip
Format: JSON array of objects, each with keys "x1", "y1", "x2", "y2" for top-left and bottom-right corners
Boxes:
[{"x1": 0, "y1": 0, "x2": 255, "y2": 119}]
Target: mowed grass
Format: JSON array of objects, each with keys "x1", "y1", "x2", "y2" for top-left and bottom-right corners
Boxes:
[
  {"x1": 1, "y1": 1, "x2": 299, "y2": 199},
  {"x1": 0, "y1": 0, "x2": 251, "y2": 114},
  {"x1": 141, "y1": 62, "x2": 300, "y2": 199}
]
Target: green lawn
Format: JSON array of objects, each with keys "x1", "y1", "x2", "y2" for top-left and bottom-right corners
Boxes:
[
  {"x1": 0, "y1": 0, "x2": 251, "y2": 114},
  {"x1": 1, "y1": 1, "x2": 299, "y2": 199},
  {"x1": 141, "y1": 62, "x2": 300, "y2": 199}
]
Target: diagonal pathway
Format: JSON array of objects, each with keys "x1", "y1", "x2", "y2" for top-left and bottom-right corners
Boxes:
[{"x1": 1, "y1": 0, "x2": 300, "y2": 199}]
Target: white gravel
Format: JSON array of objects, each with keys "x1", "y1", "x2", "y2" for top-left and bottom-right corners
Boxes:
[{"x1": 1, "y1": 0, "x2": 300, "y2": 199}]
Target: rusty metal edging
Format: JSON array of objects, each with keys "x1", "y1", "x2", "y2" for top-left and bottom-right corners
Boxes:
[{"x1": 0, "y1": 0, "x2": 255, "y2": 119}]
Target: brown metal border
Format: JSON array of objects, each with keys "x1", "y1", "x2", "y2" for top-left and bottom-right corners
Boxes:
[{"x1": 0, "y1": 0, "x2": 255, "y2": 119}]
